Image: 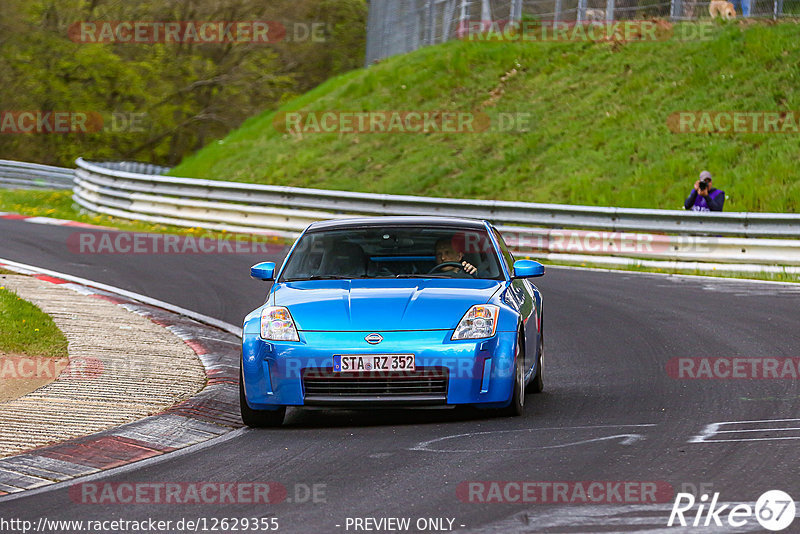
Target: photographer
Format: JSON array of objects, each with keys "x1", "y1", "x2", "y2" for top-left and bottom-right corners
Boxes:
[{"x1": 684, "y1": 170, "x2": 725, "y2": 212}]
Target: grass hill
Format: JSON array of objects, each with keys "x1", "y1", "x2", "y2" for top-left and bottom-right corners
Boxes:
[{"x1": 170, "y1": 21, "x2": 800, "y2": 212}]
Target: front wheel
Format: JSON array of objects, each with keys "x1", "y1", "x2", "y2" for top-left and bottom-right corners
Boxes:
[
  {"x1": 239, "y1": 365, "x2": 285, "y2": 427},
  {"x1": 499, "y1": 336, "x2": 525, "y2": 417},
  {"x1": 526, "y1": 332, "x2": 544, "y2": 394}
]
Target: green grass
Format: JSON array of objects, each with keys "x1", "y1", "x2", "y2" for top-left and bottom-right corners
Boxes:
[
  {"x1": 0, "y1": 282, "x2": 69, "y2": 359},
  {"x1": 0, "y1": 189, "x2": 212, "y2": 233},
  {"x1": 1, "y1": 189, "x2": 103, "y2": 223},
  {"x1": 0, "y1": 189, "x2": 291, "y2": 244},
  {"x1": 170, "y1": 20, "x2": 800, "y2": 213}
]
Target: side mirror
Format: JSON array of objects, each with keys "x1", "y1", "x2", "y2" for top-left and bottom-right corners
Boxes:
[
  {"x1": 512, "y1": 259, "x2": 545, "y2": 278},
  {"x1": 250, "y1": 261, "x2": 276, "y2": 281}
]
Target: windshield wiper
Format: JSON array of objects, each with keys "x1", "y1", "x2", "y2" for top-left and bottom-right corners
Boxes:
[
  {"x1": 395, "y1": 274, "x2": 451, "y2": 278},
  {"x1": 283, "y1": 275, "x2": 353, "y2": 281}
]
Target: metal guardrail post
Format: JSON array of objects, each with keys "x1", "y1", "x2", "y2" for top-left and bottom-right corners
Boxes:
[
  {"x1": 670, "y1": 0, "x2": 683, "y2": 19},
  {"x1": 577, "y1": 0, "x2": 587, "y2": 22},
  {"x1": 605, "y1": 0, "x2": 616, "y2": 20}
]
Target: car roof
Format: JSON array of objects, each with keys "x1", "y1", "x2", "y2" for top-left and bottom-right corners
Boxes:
[{"x1": 306, "y1": 216, "x2": 490, "y2": 232}]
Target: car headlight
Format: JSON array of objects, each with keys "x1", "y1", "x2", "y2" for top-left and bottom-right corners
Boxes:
[
  {"x1": 260, "y1": 306, "x2": 299, "y2": 341},
  {"x1": 451, "y1": 304, "x2": 499, "y2": 340}
]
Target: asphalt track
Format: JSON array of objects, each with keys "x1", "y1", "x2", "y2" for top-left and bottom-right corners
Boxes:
[{"x1": 1, "y1": 217, "x2": 799, "y2": 533}]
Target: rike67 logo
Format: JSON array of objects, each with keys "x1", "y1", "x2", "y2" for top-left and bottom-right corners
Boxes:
[{"x1": 668, "y1": 490, "x2": 795, "y2": 531}]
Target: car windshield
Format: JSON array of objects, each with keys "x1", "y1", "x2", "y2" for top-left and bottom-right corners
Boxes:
[{"x1": 279, "y1": 226, "x2": 505, "y2": 281}]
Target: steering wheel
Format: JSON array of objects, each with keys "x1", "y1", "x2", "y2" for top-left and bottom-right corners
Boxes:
[{"x1": 428, "y1": 261, "x2": 465, "y2": 274}]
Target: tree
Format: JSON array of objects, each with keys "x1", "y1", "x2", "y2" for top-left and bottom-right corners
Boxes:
[{"x1": 0, "y1": 0, "x2": 367, "y2": 166}]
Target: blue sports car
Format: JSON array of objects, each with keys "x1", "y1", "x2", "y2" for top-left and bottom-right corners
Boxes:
[{"x1": 240, "y1": 216, "x2": 545, "y2": 426}]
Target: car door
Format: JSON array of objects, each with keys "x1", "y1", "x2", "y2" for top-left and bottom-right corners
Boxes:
[{"x1": 491, "y1": 228, "x2": 536, "y2": 374}]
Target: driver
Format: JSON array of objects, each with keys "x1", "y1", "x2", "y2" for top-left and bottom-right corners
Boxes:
[{"x1": 434, "y1": 237, "x2": 477, "y2": 277}]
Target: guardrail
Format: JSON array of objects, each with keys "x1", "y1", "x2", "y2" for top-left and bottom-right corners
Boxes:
[
  {"x1": 0, "y1": 160, "x2": 74, "y2": 190},
  {"x1": 74, "y1": 158, "x2": 800, "y2": 238},
  {"x1": 71, "y1": 158, "x2": 800, "y2": 268}
]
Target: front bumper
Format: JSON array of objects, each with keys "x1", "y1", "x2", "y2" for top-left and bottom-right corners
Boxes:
[{"x1": 241, "y1": 329, "x2": 517, "y2": 409}]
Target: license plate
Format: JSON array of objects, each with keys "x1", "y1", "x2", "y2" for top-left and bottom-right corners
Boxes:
[{"x1": 333, "y1": 354, "x2": 415, "y2": 373}]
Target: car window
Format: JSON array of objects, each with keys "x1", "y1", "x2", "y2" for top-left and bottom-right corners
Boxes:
[
  {"x1": 279, "y1": 226, "x2": 504, "y2": 281},
  {"x1": 491, "y1": 227, "x2": 515, "y2": 273}
]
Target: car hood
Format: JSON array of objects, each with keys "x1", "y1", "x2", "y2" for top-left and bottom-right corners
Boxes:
[{"x1": 271, "y1": 279, "x2": 503, "y2": 331}]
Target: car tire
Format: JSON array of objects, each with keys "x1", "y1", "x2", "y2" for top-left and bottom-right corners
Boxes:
[
  {"x1": 500, "y1": 336, "x2": 525, "y2": 417},
  {"x1": 239, "y1": 365, "x2": 285, "y2": 428},
  {"x1": 526, "y1": 332, "x2": 544, "y2": 394}
]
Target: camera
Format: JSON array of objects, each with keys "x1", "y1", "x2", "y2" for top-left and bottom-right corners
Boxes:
[{"x1": 698, "y1": 181, "x2": 708, "y2": 191}]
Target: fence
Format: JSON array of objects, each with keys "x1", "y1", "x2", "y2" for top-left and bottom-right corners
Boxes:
[
  {"x1": 0, "y1": 160, "x2": 73, "y2": 190},
  {"x1": 365, "y1": 0, "x2": 798, "y2": 64},
  {"x1": 70, "y1": 158, "x2": 800, "y2": 268}
]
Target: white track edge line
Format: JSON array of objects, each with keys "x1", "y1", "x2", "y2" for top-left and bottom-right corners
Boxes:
[{"x1": 545, "y1": 263, "x2": 800, "y2": 287}]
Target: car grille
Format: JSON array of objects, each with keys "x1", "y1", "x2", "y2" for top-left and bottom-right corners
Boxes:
[{"x1": 302, "y1": 367, "x2": 448, "y2": 404}]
